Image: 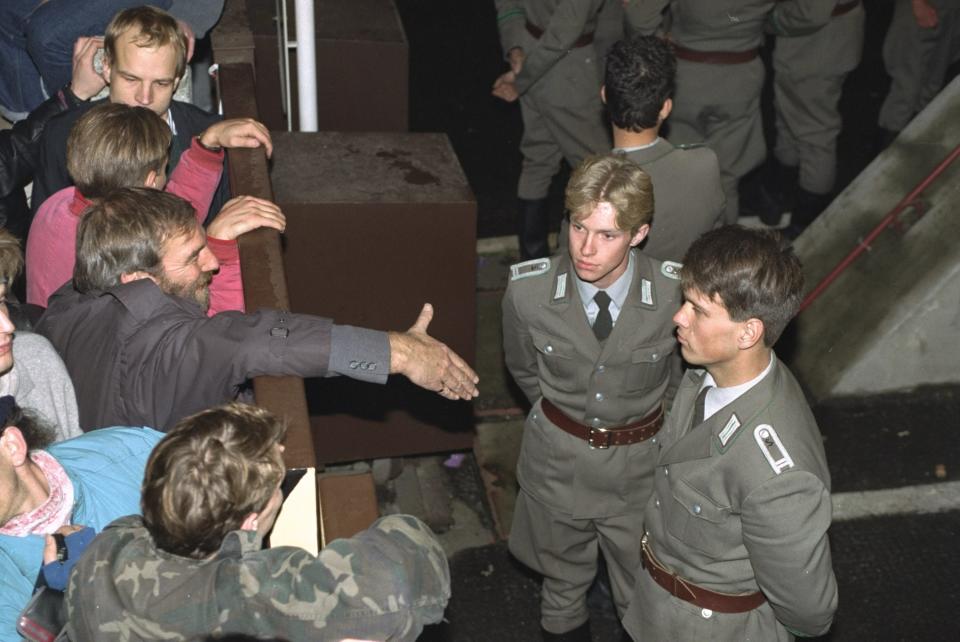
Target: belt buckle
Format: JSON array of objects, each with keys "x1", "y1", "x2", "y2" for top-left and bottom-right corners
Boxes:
[{"x1": 588, "y1": 426, "x2": 611, "y2": 449}]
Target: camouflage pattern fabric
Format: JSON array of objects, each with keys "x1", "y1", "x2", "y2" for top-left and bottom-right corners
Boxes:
[{"x1": 62, "y1": 514, "x2": 450, "y2": 641}]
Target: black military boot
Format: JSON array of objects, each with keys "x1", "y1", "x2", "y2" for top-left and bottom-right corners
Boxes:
[
  {"x1": 784, "y1": 187, "x2": 832, "y2": 240},
  {"x1": 745, "y1": 158, "x2": 801, "y2": 226},
  {"x1": 518, "y1": 197, "x2": 550, "y2": 260},
  {"x1": 541, "y1": 620, "x2": 592, "y2": 642}
]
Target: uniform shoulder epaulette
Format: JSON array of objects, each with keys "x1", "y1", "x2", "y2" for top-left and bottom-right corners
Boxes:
[
  {"x1": 660, "y1": 261, "x2": 682, "y2": 280},
  {"x1": 510, "y1": 257, "x2": 551, "y2": 281},
  {"x1": 675, "y1": 142, "x2": 706, "y2": 150},
  {"x1": 753, "y1": 424, "x2": 795, "y2": 475}
]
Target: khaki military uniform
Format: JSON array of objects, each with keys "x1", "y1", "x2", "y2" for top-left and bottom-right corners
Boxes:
[
  {"x1": 622, "y1": 140, "x2": 725, "y2": 263},
  {"x1": 628, "y1": 1, "x2": 835, "y2": 223},
  {"x1": 774, "y1": 1, "x2": 865, "y2": 195},
  {"x1": 495, "y1": 0, "x2": 611, "y2": 200},
  {"x1": 502, "y1": 249, "x2": 680, "y2": 633},
  {"x1": 622, "y1": 357, "x2": 838, "y2": 641},
  {"x1": 879, "y1": 0, "x2": 960, "y2": 133}
]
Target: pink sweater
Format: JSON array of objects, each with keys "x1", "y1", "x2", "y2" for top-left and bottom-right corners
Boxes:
[{"x1": 26, "y1": 140, "x2": 245, "y2": 316}]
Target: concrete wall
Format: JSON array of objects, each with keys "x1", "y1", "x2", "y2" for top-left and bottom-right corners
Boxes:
[{"x1": 790, "y1": 77, "x2": 960, "y2": 400}]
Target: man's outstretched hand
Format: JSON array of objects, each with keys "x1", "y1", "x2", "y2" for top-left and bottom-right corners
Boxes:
[{"x1": 389, "y1": 304, "x2": 479, "y2": 400}]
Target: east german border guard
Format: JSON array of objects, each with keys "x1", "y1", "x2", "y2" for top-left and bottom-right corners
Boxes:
[
  {"x1": 502, "y1": 154, "x2": 681, "y2": 640},
  {"x1": 622, "y1": 225, "x2": 837, "y2": 641}
]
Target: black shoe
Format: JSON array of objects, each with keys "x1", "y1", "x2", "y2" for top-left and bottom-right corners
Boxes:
[
  {"x1": 739, "y1": 161, "x2": 795, "y2": 226},
  {"x1": 518, "y1": 197, "x2": 550, "y2": 260},
  {"x1": 541, "y1": 621, "x2": 591, "y2": 642},
  {"x1": 784, "y1": 188, "x2": 832, "y2": 239}
]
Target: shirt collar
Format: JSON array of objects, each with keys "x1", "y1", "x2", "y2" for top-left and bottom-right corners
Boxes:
[
  {"x1": 575, "y1": 251, "x2": 635, "y2": 310},
  {"x1": 165, "y1": 109, "x2": 177, "y2": 135},
  {"x1": 69, "y1": 189, "x2": 93, "y2": 217},
  {"x1": 613, "y1": 137, "x2": 661, "y2": 154},
  {"x1": 700, "y1": 352, "x2": 775, "y2": 421}
]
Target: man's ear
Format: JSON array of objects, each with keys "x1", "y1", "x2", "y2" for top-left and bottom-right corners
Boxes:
[
  {"x1": 120, "y1": 271, "x2": 155, "y2": 284},
  {"x1": 630, "y1": 223, "x2": 651, "y2": 247},
  {"x1": 144, "y1": 170, "x2": 160, "y2": 189},
  {"x1": 658, "y1": 97, "x2": 673, "y2": 124},
  {"x1": 240, "y1": 512, "x2": 259, "y2": 532},
  {"x1": 738, "y1": 318, "x2": 765, "y2": 350},
  {"x1": 101, "y1": 56, "x2": 113, "y2": 85},
  {"x1": 0, "y1": 426, "x2": 29, "y2": 467},
  {"x1": 600, "y1": 85, "x2": 607, "y2": 105}
]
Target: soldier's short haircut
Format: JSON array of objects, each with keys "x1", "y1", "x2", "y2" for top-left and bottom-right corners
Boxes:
[
  {"x1": 73, "y1": 187, "x2": 196, "y2": 293},
  {"x1": 104, "y1": 5, "x2": 188, "y2": 80},
  {"x1": 565, "y1": 154, "x2": 654, "y2": 234},
  {"x1": 681, "y1": 225, "x2": 804, "y2": 346},
  {"x1": 142, "y1": 403, "x2": 287, "y2": 559},
  {"x1": 0, "y1": 229, "x2": 23, "y2": 288},
  {"x1": 604, "y1": 35, "x2": 676, "y2": 132},
  {"x1": 0, "y1": 398, "x2": 55, "y2": 453},
  {"x1": 66, "y1": 103, "x2": 172, "y2": 199}
]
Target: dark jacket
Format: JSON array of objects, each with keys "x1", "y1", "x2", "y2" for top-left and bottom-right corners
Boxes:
[
  {"x1": 36, "y1": 279, "x2": 389, "y2": 432},
  {"x1": 31, "y1": 98, "x2": 229, "y2": 222},
  {"x1": 0, "y1": 86, "x2": 83, "y2": 239}
]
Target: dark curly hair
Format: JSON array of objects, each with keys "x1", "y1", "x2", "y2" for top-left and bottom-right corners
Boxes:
[{"x1": 604, "y1": 35, "x2": 676, "y2": 132}]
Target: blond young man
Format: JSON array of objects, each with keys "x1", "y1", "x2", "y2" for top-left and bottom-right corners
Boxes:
[
  {"x1": 502, "y1": 154, "x2": 681, "y2": 640},
  {"x1": 32, "y1": 5, "x2": 246, "y2": 219}
]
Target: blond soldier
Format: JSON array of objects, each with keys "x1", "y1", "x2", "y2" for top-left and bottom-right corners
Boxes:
[{"x1": 502, "y1": 154, "x2": 681, "y2": 640}]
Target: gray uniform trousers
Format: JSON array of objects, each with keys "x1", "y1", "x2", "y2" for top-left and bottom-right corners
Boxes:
[
  {"x1": 502, "y1": 250, "x2": 680, "y2": 633},
  {"x1": 774, "y1": 3, "x2": 865, "y2": 195},
  {"x1": 517, "y1": 39, "x2": 611, "y2": 199},
  {"x1": 670, "y1": 57, "x2": 767, "y2": 224},
  {"x1": 879, "y1": 0, "x2": 960, "y2": 132}
]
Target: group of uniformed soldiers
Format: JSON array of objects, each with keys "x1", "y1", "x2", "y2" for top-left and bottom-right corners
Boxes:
[{"x1": 488, "y1": 1, "x2": 889, "y2": 640}]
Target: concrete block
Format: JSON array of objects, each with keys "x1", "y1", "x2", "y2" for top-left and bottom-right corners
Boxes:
[{"x1": 791, "y1": 76, "x2": 960, "y2": 400}]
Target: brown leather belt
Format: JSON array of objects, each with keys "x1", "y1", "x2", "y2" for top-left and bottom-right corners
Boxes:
[
  {"x1": 641, "y1": 534, "x2": 766, "y2": 613},
  {"x1": 541, "y1": 398, "x2": 662, "y2": 449},
  {"x1": 671, "y1": 43, "x2": 759, "y2": 65},
  {"x1": 525, "y1": 21, "x2": 594, "y2": 48},
  {"x1": 832, "y1": 0, "x2": 860, "y2": 17}
]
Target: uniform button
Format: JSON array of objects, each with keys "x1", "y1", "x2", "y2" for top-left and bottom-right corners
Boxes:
[
  {"x1": 692, "y1": 504, "x2": 701, "y2": 515},
  {"x1": 597, "y1": 364, "x2": 605, "y2": 373},
  {"x1": 664, "y1": 468, "x2": 669, "y2": 476},
  {"x1": 545, "y1": 344, "x2": 554, "y2": 354},
  {"x1": 701, "y1": 608, "x2": 713, "y2": 619},
  {"x1": 651, "y1": 352, "x2": 659, "y2": 360},
  {"x1": 349, "y1": 360, "x2": 359, "y2": 369},
  {"x1": 532, "y1": 412, "x2": 538, "y2": 420},
  {"x1": 595, "y1": 392, "x2": 604, "y2": 401},
  {"x1": 591, "y1": 417, "x2": 602, "y2": 427},
  {"x1": 651, "y1": 437, "x2": 657, "y2": 445},
  {"x1": 654, "y1": 498, "x2": 660, "y2": 508}
]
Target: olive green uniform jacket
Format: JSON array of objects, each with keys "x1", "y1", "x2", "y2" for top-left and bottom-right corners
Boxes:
[
  {"x1": 623, "y1": 357, "x2": 837, "y2": 641},
  {"x1": 502, "y1": 250, "x2": 680, "y2": 629},
  {"x1": 622, "y1": 139, "x2": 725, "y2": 264}
]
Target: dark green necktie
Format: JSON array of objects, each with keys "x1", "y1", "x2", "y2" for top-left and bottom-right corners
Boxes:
[
  {"x1": 593, "y1": 290, "x2": 612, "y2": 341},
  {"x1": 693, "y1": 386, "x2": 713, "y2": 425}
]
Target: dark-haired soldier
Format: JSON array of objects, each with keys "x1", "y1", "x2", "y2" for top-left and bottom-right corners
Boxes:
[
  {"x1": 622, "y1": 225, "x2": 837, "y2": 640},
  {"x1": 604, "y1": 35, "x2": 723, "y2": 263}
]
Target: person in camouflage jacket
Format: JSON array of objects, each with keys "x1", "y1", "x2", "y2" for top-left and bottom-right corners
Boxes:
[{"x1": 62, "y1": 403, "x2": 451, "y2": 641}]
